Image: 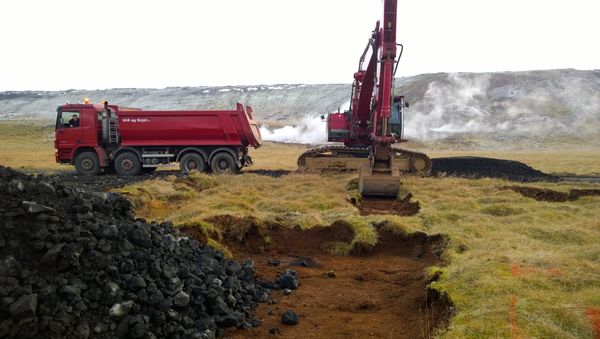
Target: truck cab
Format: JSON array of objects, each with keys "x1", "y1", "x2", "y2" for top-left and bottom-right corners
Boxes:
[{"x1": 55, "y1": 103, "x2": 109, "y2": 175}]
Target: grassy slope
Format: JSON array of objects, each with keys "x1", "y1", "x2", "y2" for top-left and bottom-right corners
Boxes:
[{"x1": 2, "y1": 122, "x2": 600, "y2": 337}]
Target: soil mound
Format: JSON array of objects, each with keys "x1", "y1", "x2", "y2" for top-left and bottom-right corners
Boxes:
[
  {"x1": 0, "y1": 166, "x2": 270, "y2": 338},
  {"x1": 432, "y1": 157, "x2": 557, "y2": 182}
]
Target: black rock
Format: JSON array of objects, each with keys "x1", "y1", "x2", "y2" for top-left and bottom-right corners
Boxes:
[
  {"x1": 8, "y1": 294, "x2": 37, "y2": 320},
  {"x1": 59, "y1": 285, "x2": 81, "y2": 300},
  {"x1": 281, "y1": 310, "x2": 299, "y2": 325},
  {"x1": 110, "y1": 300, "x2": 134, "y2": 319},
  {"x1": 128, "y1": 228, "x2": 152, "y2": 248},
  {"x1": 275, "y1": 269, "x2": 299, "y2": 290},
  {"x1": 174, "y1": 291, "x2": 190, "y2": 308}
]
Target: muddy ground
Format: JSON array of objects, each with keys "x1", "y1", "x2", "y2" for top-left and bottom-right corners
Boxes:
[{"x1": 182, "y1": 221, "x2": 451, "y2": 339}]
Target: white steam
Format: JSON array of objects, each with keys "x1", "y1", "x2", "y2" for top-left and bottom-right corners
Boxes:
[
  {"x1": 260, "y1": 115, "x2": 328, "y2": 144},
  {"x1": 404, "y1": 73, "x2": 497, "y2": 140}
]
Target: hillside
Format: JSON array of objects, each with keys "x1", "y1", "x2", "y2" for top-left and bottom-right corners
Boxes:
[{"x1": 1, "y1": 69, "x2": 599, "y2": 147}]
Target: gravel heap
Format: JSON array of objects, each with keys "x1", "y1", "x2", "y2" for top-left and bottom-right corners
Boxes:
[{"x1": 0, "y1": 166, "x2": 270, "y2": 339}]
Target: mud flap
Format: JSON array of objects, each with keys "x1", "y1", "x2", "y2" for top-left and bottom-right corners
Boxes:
[
  {"x1": 242, "y1": 154, "x2": 253, "y2": 167},
  {"x1": 358, "y1": 165, "x2": 402, "y2": 197}
]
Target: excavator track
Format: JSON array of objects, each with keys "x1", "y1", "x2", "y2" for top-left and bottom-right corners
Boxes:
[{"x1": 297, "y1": 145, "x2": 431, "y2": 175}]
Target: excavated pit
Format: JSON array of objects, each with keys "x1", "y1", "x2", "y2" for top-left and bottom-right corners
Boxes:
[
  {"x1": 182, "y1": 216, "x2": 452, "y2": 338},
  {"x1": 351, "y1": 194, "x2": 421, "y2": 216}
]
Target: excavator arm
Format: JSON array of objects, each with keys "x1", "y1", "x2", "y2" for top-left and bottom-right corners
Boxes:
[{"x1": 357, "y1": 0, "x2": 403, "y2": 197}]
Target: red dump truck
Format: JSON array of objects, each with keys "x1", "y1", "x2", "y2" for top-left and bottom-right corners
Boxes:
[{"x1": 54, "y1": 101, "x2": 262, "y2": 176}]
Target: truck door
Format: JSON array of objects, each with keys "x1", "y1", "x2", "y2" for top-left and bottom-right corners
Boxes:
[{"x1": 55, "y1": 109, "x2": 83, "y2": 161}]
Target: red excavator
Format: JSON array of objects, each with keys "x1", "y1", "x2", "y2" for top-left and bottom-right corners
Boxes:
[{"x1": 297, "y1": 0, "x2": 431, "y2": 197}]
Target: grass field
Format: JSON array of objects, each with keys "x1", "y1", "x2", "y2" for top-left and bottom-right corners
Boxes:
[
  {"x1": 0, "y1": 121, "x2": 62, "y2": 172},
  {"x1": 2, "y1": 121, "x2": 600, "y2": 337}
]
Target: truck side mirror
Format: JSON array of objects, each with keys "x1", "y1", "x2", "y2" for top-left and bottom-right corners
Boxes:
[
  {"x1": 405, "y1": 102, "x2": 409, "y2": 108},
  {"x1": 320, "y1": 115, "x2": 325, "y2": 121}
]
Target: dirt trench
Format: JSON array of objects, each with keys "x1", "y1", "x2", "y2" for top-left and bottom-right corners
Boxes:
[
  {"x1": 502, "y1": 185, "x2": 600, "y2": 202},
  {"x1": 349, "y1": 194, "x2": 421, "y2": 216},
  {"x1": 182, "y1": 218, "x2": 451, "y2": 338}
]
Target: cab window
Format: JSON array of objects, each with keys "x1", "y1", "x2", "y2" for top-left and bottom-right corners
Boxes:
[{"x1": 59, "y1": 111, "x2": 80, "y2": 128}]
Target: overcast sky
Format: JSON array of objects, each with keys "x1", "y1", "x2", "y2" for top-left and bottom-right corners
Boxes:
[{"x1": 1, "y1": 0, "x2": 598, "y2": 91}]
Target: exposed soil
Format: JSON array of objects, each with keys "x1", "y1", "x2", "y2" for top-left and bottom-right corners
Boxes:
[
  {"x1": 586, "y1": 308, "x2": 600, "y2": 339},
  {"x1": 502, "y1": 185, "x2": 600, "y2": 202},
  {"x1": 431, "y1": 157, "x2": 557, "y2": 182},
  {"x1": 352, "y1": 194, "x2": 421, "y2": 216},
  {"x1": 181, "y1": 218, "x2": 451, "y2": 338}
]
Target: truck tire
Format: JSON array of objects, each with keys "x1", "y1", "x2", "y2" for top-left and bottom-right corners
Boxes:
[
  {"x1": 114, "y1": 152, "x2": 142, "y2": 176},
  {"x1": 180, "y1": 153, "x2": 206, "y2": 174},
  {"x1": 210, "y1": 152, "x2": 237, "y2": 174},
  {"x1": 74, "y1": 152, "x2": 101, "y2": 176}
]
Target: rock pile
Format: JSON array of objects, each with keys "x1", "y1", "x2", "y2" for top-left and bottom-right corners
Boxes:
[{"x1": 0, "y1": 166, "x2": 270, "y2": 338}]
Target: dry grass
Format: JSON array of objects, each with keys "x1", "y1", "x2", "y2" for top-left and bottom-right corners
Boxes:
[
  {"x1": 0, "y1": 121, "x2": 63, "y2": 172},
  {"x1": 250, "y1": 142, "x2": 308, "y2": 170},
  {"x1": 2, "y1": 121, "x2": 600, "y2": 337}
]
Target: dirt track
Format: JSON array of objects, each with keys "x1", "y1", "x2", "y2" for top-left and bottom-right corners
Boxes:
[{"x1": 181, "y1": 220, "x2": 451, "y2": 339}]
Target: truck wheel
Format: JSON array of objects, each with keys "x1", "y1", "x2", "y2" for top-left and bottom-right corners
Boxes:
[
  {"x1": 114, "y1": 152, "x2": 142, "y2": 176},
  {"x1": 74, "y1": 152, "x2": 101, "y2": 176},
  {"x1": 180, "y1": 153, "x2": 206, "y2": 174},
  {"x1": 210, "y1": 152, "x2": 237, "y2": 174}
]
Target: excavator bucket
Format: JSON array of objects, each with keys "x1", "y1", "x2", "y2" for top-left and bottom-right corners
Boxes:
[{"x1": 358, "y1": 165, "x2": 402, "y2": 197}]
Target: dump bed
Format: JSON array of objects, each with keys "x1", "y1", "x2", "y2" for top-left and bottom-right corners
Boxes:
[{"x1": 116, "y1": 103, "x2": 261, "y2": 148}]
